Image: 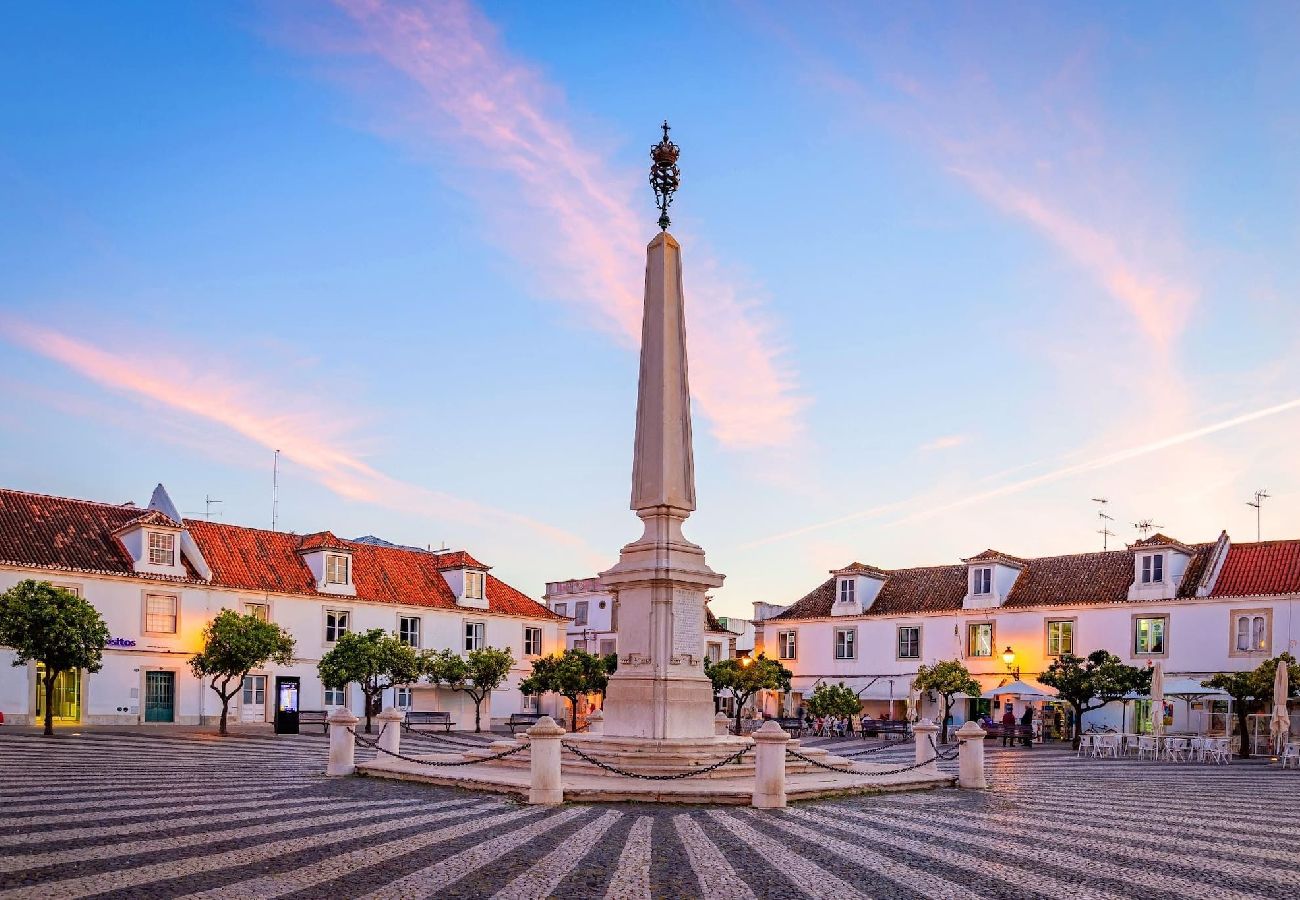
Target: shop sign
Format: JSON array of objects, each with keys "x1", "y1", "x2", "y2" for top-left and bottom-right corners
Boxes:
[{"x1": 106, "y1": 637, "x2": 137, "y2": 648}]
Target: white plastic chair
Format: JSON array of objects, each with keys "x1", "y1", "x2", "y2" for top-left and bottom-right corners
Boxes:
[
  {"x1": 1163, "y1": 737, "x2": 1190, "y2": 762},
  {"x1": 1077, "y1": 733, "x2": 1094, "y2": 757},
  {"x1": 1281, "y1": 742, "x2": 1299, "y2": 770},
  {"x1": 1206, "y1": 737, "x2": 1231, "y2": 765},
  {"x1": 1096, "y1": 734, "x2": 1121, "y2": 759},
  {"x1": 1136, "y1": 735, "x2": 1158, "y2": 761},
  {"x1": 1189, "y1": 736, "x2": 1205, "y2": 762}
]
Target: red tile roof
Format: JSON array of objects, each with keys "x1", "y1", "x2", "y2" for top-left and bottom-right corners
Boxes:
[
  {"x1": 1209, "y1": 540, "x2": 1300, "y2": 598},
  {"x1": 117, "y1": 509, "x2": 181, "y2": 531},
  {"x1": 963, "y1": 549, "x2": 1027, "y2": 567},
  {"x1": 1130, "y1": 533, "x2": 1195, "y2": 553},
  {"x1": 831, "y1": 562, "x2": 888, "y2": 578},
  {"x1": 0, "y1": 488, "x2": 558, "y2": 620},
  {"x1": 429, "y1": 550, "x2": 490, "y2": 571}
]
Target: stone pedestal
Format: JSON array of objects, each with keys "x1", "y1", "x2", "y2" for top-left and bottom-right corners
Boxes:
[
  {"x1": 751, "y1": 720, "x2": 790, "y2": 809},
  {"x1": 326, "y1": 708, "x2": 360, "y2": 776},
  {"x1": 527, "y1": 716, "x2": 566, "y2": 805},
  {"x1": 377, "y1": 707, "x2": 404, "y2": 757},
  {"x1": 714, "y1": 712, "x2": 731, "y2": 736},
  {"x1": 586, "y1": 708, "x2": 604, "y2": 735},
  {"x1": 912, "y1": 718, "x2": 940, "y2": 775},
  {"x1": 955, "y1": 721, "x2": 988, "y2": 788}
]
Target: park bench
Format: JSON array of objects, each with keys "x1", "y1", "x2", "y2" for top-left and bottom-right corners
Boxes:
[
  {"x1": 403, "y1": 711, "x2": 455, "y2": 733},
  {"x1": 508, "y1": 712, "x2": 543, "y2": 734},
  {"x1": 982, "y1": 723, "x2": 1036, "y2": 744},
  {"x1": 776, "y1": 717, "x2": 805, "y2": 737},
  {"x1": 299, "y1": 710, "x2": 328, "y2": 733},
  {"x1": 859, "y1": 719, "x2": 909, "y2": 739}
]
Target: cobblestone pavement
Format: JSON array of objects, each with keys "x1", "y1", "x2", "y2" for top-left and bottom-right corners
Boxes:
[{"x1": 1, "y1": 729, "x2": 1298, "y2": 899}]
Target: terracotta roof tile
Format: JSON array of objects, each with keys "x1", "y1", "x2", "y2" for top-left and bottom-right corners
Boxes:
[
  {"x1": 1209, "y1": 540, "x2": 1300, "y2": 597},
  {"x1": 296, "y1": 531, "x2": 349, "y2": 552},
  {"x1": 963, "y1": 549, "x2": 1027, "y2": 567},
  {"x1": 1130, "y1": 533, "x2": 1195, "y2": 553},
  {"x1": 831, "y1": 561, "x2": 888, "y2": 577},
  {"x1": 429, "y1": 550, "x2": 490, "y2": 571}
]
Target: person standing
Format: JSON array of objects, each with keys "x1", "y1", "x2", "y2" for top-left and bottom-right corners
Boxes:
[
  {"x1": 1020, "y1": 705, "x2": 1034, "y2": 747},
  {"x1": 1001, "y1": 704, "x2": 1017, "y2": 747}
]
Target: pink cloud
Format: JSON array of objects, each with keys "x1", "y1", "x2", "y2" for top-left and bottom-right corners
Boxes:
[
  {"x1": 0, "y1": 316, "x2": 589, "y2": 551},
  {"x1": 293, "y1": 0, "x2": 801, "y2": 448}
]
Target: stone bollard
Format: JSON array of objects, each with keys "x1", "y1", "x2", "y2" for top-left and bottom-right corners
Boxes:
[
  {"x1": 586, "y1": 708, "x2": 604, "y2": 734},
  {"x1": 715, "y1": 711, "x2": 732, "y2": 736},
  {"x1": 955, "y1": 721, "x2": 988, "y2": 788},
  {"x1": 751, "y1": 719, "x2": 790, "y2": 809},
  {"x1": 526, "y1": 715, "x2": 566, "y2": 805},
  {"x1": 326, "y1": 707, "x2": 360, "y2": 776},
  {"x1": 912, "y1": 718, "x2": 940, "y2": 775},
  {"x1": 377, "y1": 706, "x2": 405, "y2": 757}
]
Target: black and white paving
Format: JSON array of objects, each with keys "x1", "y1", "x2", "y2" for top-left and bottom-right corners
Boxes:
[{"x1": 1, "y1": 729, "x2": 1297, "y2": 899}]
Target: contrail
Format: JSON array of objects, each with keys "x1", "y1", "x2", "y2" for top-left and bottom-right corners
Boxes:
[{"x1": 742, "y1": 396, "x2": 1300, "y2": 548}]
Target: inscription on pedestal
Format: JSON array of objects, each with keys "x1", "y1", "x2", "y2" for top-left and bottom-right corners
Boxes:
[{"x1": 672, "y1": 590, "x2": 703, "y2": 661}]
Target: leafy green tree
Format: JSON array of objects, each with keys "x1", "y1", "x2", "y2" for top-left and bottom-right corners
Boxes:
[
  {"x1": 913, "y1": 660, "x2": 981, "y2": 743},
  {"x1": 707, "y1": 654, "x2": 792, "y2": 735},
  {"x1": 1203, "y1": 652, "x2": 1297, "y2": 759},
  {"x1": 0, "y1": 580, "x2": 109, "y2": 737},
  {"x1": 317, "y1": 629, "x2": 422, "y2": 733},
  {"x1": 1039, "y1": 650, "x2": 1152, "y2": 749},
  {"x1": 518, "y1": 648, "x2": 612, "y2": 731},
  {"x1": 424, "y1": 646, "x2": 515, "y2": 732},
  {"x1": 805, "y1": 681, "x2": 862, "y2": 719},
  {"x1": 188, "y1": 609, "x2": 296, "y2": 736}
]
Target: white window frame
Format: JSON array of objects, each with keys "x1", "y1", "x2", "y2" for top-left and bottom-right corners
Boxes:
[
  {"x1": 325, "y1": 553, "x2": 351, "y2": 586},
  {"x1": 834, "y1": 627, "x2": 856, "y2": 660},
  {"x1": 897, "y1": 625, "x2": 921, "y2": 660},
  {"x1": 966, "y1": 621, "x2": 994, "y2": 658},
  {"x1": 553, "y1": 602, "x2": 568, "y2": 617},
  {"x1": 244, "y1": 601, "x2": 270, "y2": 623},
  {"x1": 1229, "y1": 608, "x2": 1271, "y2": 658},
  {"x1": 465, "y1": 571, "x2": 485, "y2": 600},
  {"x1": 325, "y1": 609, "x2": 351, "y2": 643},
  {"x1": 464, "y1": 620, "x2": 486, "y2": 652},
  {"x1": 395, "y1": 686, "x2": 413, "y2": 709},
  {"x1": 524, "y1": 626, "x2": 543, "y2": 656},
  {"x1": 148, "y1": 531, "x2": 176, "y2": 566},
  {"x1": 324, "y1": 685, "x2": 347, "y2": 708},
  {"x1": 1141, "y1": 553, "x2": 1164, "y2": 584},
  {"x1": 143, "y1": 592, "x2": 179, "y2": 635},
  {"x1": 777, "y1": 630, "x2": 797, "y2": 661},
  {"x1": 1133, "y1": 614, "x2": 1168, "y2": 658},
  {"x1": 972, "y1": 567, "x2": 992, "y2": 595},
  {"x1": 398, "y1": 616, "x2": 421, "y2": 648},
  {"x1": 1046, "y1": 619, "x2": 1075, "y2": 657},
  {"x1": 574, "y1": 600, "x2": 589, "y2": 626},
  {"x1": 838, "y1": 578, "x2": 855, "y2": 604}
]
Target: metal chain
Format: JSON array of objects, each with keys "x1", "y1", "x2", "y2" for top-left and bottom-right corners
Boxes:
[
  {"x1": 561, "y1": 742, "x2": 752, "y2": 780},
  {"x1": 347, "y1": 727, "x2": 530, "y2": 767},
  {"x1": 402, "y1": 728, "x2": 496, "y2": 750},
  {"x1": 825, "y1": 741, "x2": 908, "y2": 759},
  {"x1": 786, "y1": 737, "x2": 961, "y2": 776}
]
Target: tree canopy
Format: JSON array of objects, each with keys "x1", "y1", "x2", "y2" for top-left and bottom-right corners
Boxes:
[
  {"x1": 707, "y1": 654, "x2": 792, "y2": 734},
  {"x1": 913, "y1": 660, "x2": 981, "y2": 743},
  {"x1": 188, "y1": 608, "x2": 296, "y2": 735},
  {"x1": 425, "y1": 646, "x2": 515, "y2": 732},
  {"x1": 318, "y1": 629, "x2": 423, "y2": 733},
  {"x1": 1202, "y1": 652, "x2": 1297, "y2": 758},
  {"x1": 1038, "y1": 650, "x2": 1151, "y2": 748},
  {"x1": 0, "y1": 580, "x2": 109, "y2": 736},
  {"x1": 518, "y1": 648, "x2": 612, "y2": 731},
  {"x1": 805, "y1": 681, "x2": 861, "y2": 719}
]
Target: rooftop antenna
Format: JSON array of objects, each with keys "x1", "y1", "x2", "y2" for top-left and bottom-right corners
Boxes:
[
  {"x1": 1132, "y1": 518, "x2": 1162, "y2": 539},
  {"x1": 272, "y1": 449, "x2": 281, "y2": 531},
  {"x1": 184, "y1": 495, "x2": 223, "y2": 521},
  {"x1": 1092, "y1": 497, "x2": 1114, "y2": 550},
  {"x1": 1246, "y1": 488, "x2": 1270, "y2": 542}
]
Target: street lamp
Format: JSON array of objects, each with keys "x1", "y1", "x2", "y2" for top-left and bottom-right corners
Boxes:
[{"x1": 1002, "y1": 646, "x2": 1021, "y2": 679}]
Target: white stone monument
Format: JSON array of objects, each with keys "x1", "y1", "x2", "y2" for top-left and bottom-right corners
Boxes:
[{"x1": 599, "y1": 123, "x2": 724, "y2": 740}]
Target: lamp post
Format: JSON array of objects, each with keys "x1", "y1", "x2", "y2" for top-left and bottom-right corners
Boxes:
[{"x1": 1002, "y1": 646, "x2": 1021, "y2": 680}]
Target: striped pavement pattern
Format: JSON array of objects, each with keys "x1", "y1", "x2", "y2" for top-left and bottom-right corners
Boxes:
[{"x1": 1, "y1": 729, "x2": 1297, "y2": 898}]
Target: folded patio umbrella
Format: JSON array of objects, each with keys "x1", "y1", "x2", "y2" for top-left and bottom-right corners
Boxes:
[
  {"x1": 1271, "y1": 659, "x2": 1291, "y2": 754},
  {"x1": 1151, "y1": 661, "x2": 1165, "y2": 737}
]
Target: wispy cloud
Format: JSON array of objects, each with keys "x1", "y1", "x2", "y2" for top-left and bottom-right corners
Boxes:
[
  {"x1": 290, "y1": 0, "x2": 802, "y2": 448},
  {"x1": 918, "y1": 433, "x2": 968, "y2": 452},
  {"x1": 0, "y1": 316, "x2": 589, "y2": 550},
  {"x1": 744, "y1": 395, "x2": 1300, "y2": 548}
]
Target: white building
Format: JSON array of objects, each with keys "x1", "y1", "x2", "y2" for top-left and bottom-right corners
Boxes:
[
  {"x1": 0, "y1": 485, "x2": 566, "y2": 730},
  {"x1": 757, "y1": 534, "x2": 1300, "y2": 735},
  {"x1": 543, "y1": 577, "x2": 736, "y2": 662}
]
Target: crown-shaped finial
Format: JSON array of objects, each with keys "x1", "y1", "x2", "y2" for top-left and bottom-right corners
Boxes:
[{"x1": 649, "y1": 120, "x2": 680, "y2": 231}]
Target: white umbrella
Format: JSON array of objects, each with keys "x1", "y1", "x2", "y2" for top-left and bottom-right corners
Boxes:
[
  {"x1": 1150, "y1": 661, "x2": 1165, "y2": 737},
  {"x1": 1271, "y1": 660, "x2": 1291, "y2": 754},
  {"x1": 981, "y1": 679, "x2": 1057, "y2": 701}
]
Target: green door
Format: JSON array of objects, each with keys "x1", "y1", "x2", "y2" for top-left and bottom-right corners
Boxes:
[{"x1": 144, "y1": 671, "x2": 175, "y2": 722}]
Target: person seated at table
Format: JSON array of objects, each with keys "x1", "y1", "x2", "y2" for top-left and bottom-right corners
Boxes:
[{"x1": 1001, "y1": 705, "x2": 1017, "y2": 746}]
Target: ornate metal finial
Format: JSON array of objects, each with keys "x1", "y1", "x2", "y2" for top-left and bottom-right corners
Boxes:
[{"x1": 649, "y1": 120, "x2": 680, "y2": 231}]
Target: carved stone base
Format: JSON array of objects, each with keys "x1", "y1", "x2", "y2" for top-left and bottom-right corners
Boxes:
[{"x1": 601, "y1": 673, "x2": 716, "y2": 739}]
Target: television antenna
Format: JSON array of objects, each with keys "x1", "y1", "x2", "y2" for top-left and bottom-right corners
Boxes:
[
  {"x1": 184, "y1": 495, "x2": 223, "y2": 521},
  {"x1": 272, "y1": 449, "x2": 281, "y2": 531},
  {"x1": 1132, "y1": 518, "x2": 1162, "y2": 539},
  {"x1": 1246, "y1": 489, "x2": 1270, "y2": 542},
  {"x1": 1092, "y1": 497, "x2": 1114, "y2": 550}
]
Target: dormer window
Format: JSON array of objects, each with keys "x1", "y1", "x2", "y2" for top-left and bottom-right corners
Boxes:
[
  {"x1": 838, "y1": 578, "x2": 855, "y2": 604},
  {"x1": 325, "y1": 553, "x2": 351, "y2": 586},
  {"x1": 465, "y1": 571, "x2": 485, "y2": 600},
  {"x1": 1141, "y1": 554, "x2": 1163, "y2": 584},
  {"x1": 972, "y1": 567, "x2": 992, "y2": 595},
  {"x1": 148, "y1": 532, "x2": 175, "y2": 566}
]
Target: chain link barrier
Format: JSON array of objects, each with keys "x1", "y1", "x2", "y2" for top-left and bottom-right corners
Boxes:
[
  {"x1": 561, "y1": 742, "x2": 752, "y2": 781},
  {"x1": 401, "y1": 728, "x2": 498, "y2": 750},
  {"x1": 786, "y1": 736, "x2": 962, "y2": 776},
  {"x1": 348, "y1": 727, "x2": 530, "y2": 767},
  {"x1": 821, "y1": 740, "x2": 909, "y2": 759}
]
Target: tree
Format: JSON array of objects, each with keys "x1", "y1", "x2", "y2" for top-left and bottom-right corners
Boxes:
[
  {"x1": 425, "y1": 646, "x2": 515, "y2": 732},
  {"x1": 188, "y1": 609, "x2": 296, "y2": 736},
  {"x1": 707, "y1": 654, "x2": 792, "y2": 735},
  {"x1": 317, "y1": 629, "x2": 422, "y2": 733},
  {"x1": 805, "y1": 681, "x2": 861, "y2": 719},
  {"x1": 0, "y1": 580, "x2": 109, "y2": 737},
  {"x1": 1203, "y1": 652, "x2": 1297, "y2": 759},
  {"x1": 518, "y1": 648, "x2": 613, "y2": 731},
  {"x1": 1039, "y1": 650, "x2": 1151, "y2": 749},
  {"x1": 912, "y1": 660, "x2": 981, "y2": 744}
]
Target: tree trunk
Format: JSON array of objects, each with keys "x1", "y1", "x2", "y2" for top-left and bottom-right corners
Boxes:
[
  {"x1": 733, "y1": 692, "x2": 748, "y2": 736},
  {"x1": 43, "y1": 671, "x2": 56, "y2": 737},
  {"x1": 473, "y1": 694, "x2": 483, "y2": 733},
  {"x1": 939, "y1": 696, "x2": 951, "y2": 744},
  {"x1": 566, "y1": 695, "x2": 579, "y2": 731},
  {"x1": 1070, "y1": 702, "x2": 1084, "y2": 750},
  {"x1": 1237, "y1": 706, "x2": 1251, "y2": 759},
  {"x1": 217, "y1": 678, "x2": 232, "y2": 736},
  {"x1": 364, "y1": 690, "x2": 375, "y2": 734}
]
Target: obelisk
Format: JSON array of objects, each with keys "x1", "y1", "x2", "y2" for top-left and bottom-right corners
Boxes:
[{"x1": 599, "y1": 123, "x2": 724, "y2": 740}]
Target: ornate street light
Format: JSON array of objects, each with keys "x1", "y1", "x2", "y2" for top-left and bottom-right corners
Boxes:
[{"x1": 1002, "y1": 646, "x2": 1021, "y2": 679}]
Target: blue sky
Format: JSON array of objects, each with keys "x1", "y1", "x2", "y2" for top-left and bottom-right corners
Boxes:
[{"x1": 3, "y1": 1, "x2": 1299, "y2": 617}]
